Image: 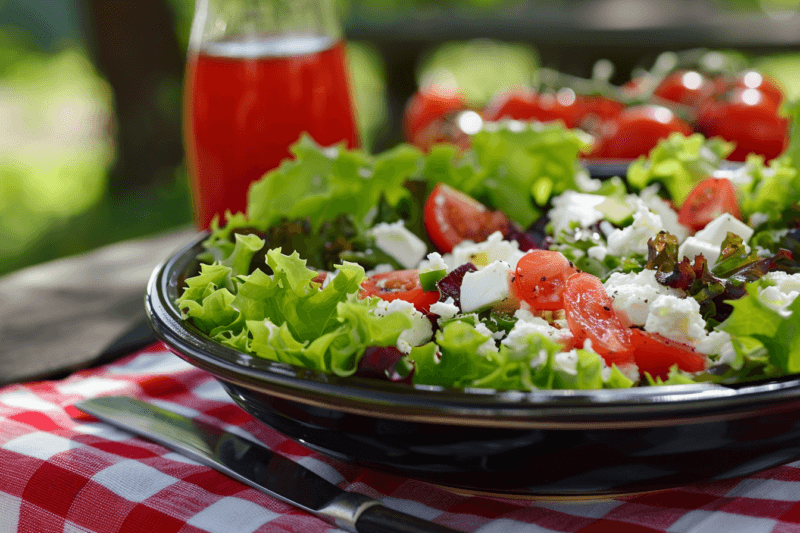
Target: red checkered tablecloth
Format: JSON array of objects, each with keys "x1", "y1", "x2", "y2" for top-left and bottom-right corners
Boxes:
[{"x1": 3, "y1": 343, "x2": 800, "y2": 533}]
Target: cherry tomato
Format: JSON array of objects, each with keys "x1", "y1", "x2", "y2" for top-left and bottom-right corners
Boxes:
[
  {"x1": 563, "y1": 272, "x2": 634, "y2": 368},
  {"x1": 677, "y1": 177, "x2": 741, "y2": 231},
  {"x1": 483, "y1": 87, "x2": 584, "y2": 128},
  {"x1": 576, "y1": 95, "x2": 624, "y2": 132},
  {"x1": 630, "y1": 329, "x2": 709, "y2": 380},
  {"x1": 423, "y1": 183, "x2": 511, "y2": 254},
  {"x1": 653, "y1": 70, "x2": 713, "y2": 107},
  {"x1": 403, "y1": 86, "x2": 468, "y2": 150},
  {"x1": 696, "y1": 91, "x2": 788, "y2": 162},
  {"x1": 589, "y1": 105, "x2": 693, "y2": 160},
  {"x1": 483, "y1": 87, "x2": 539, "y2": 121},
  {"x1": 712, "y1": 71, "x2": 783, "y2": 111},
  {"x1": 512, "y1": 250, "x2": 579, "y2": 310},
  {"x1": 360, "y1": 270, "x2": 440, "y2": 313}
]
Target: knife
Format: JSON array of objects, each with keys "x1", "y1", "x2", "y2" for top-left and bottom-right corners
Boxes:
[{"x1": 74, "y1": 396, "x2": 461, "y2": 533}]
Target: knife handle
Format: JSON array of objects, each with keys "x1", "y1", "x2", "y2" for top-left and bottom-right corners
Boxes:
[{"x1": 356, "y1": 504, "x2": 463, "y2": 533}]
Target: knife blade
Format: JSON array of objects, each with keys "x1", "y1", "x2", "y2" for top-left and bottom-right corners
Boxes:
[{"x1": 74, "y1": 396, "x2": 461, "y2": 533}]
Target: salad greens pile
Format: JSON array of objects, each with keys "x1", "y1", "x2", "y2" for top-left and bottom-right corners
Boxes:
[{"x1": 177, "y1": 117, "x2": 800, "y2": 391}]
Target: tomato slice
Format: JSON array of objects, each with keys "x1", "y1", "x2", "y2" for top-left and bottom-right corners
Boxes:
[
  {"x1": 677, "y1": 177, "x2": 741, "y2": 231},
  {"x1": 512, "y1": 250, "x2": 579, "y2": 310},
  {"x1": 563, "y1": 272, "x2": 634, "y2": 368},
  {"x1": 630, "y1": 329, "x2": 709, "y2": 380},
  {"x1": 423, "y1": 183, "x2": 511, "y2": 254},
  {"x1": 359, "y1": 270, "x2": 440, "y2": 313}
]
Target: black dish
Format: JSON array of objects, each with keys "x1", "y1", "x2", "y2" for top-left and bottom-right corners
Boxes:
[{"x1": 145, "y1": 233, "x2": 800, "y2": 498}]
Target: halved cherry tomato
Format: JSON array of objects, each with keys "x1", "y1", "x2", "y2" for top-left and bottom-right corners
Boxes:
[
  {"x1": 513, "y1": 250, "x2": 579, "y2": 310},
  {"x1": 677, "y1": 177, "x2": 741, "y2": 231},
  {"x1": 653, "y1": 70, "x2": 713, "y2": 107},
  {"x1": 424, "y1": 183, "x2": 511, "y2": 254},
  {"x1": 563, "y1": 272, "x2": 634, "y2": 368},
  {"x1": 589, "y1": 105, "x2": 693, "y2": 160},
  {"x1": 403, "y1": 86, "x2": 468, "y2": 151},
  {"x1": 360, "y1": 270, "x2": 440, "y2": 313},
  {"x1": 630, "y1": 329, "x2": 709, "y2": 380}
]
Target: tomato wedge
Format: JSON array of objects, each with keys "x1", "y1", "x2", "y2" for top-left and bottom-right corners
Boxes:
[
  {"x1": 360, "y1": 270, "x2": 440, "y2": 312},
  {"x1": 677, "y1": 177, "x2": 741, "y2": 231},
  {"x1": 563, "y1": 272, "x2": 634, "y2": 368},
  {"x1": 513, "y1": 251, "x2": 579, "y2": 310},
  {"x1": 403, "y1": 87, "x2": 468, "y2": 151},
  {"x1": 423, "y1": 183, "x2": 511, "y2": 253},
  {"x1": 630, "y1": 329, "x2": 709, "y2": 380}
]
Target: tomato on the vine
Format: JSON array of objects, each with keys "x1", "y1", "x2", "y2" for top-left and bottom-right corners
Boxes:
[
  {"x1": 563, "y1": 272, "x2": 634, "y2": 368},
  {"x1": 712, "y1": 71, "x2": 784, "y2": 111},
  {"x1": 403, "y1": 86, "x2": 468, "y2": 151},
  {"x1": 696, "y1": 91, "x2": 788, "y2": 162},
  {"x1": 589, "y1": 105, "x2": 693, "y2": 160},
  {"x1": 576, "y1": 95, "x2": 624, "y2": 132},
  {"x1": 512, "y1": 251, "x2": 579, "y2": 310},
  {"x1": 423, "y1": 183, "x2": 511, "y2": 254},
  {"x1": 653, "y1": 70, "x2": 713, "y2": 107},
  {"x1": 630, "y1": 329, "x2": 709, "y2": 380},
  {"x1": 483, "y1": 87, "x2": 584, "y2": 128},
  {"x1": 360, "y1": 270, "x2": 440, "y2": 313},
  {"x1": 677, "y1": 177, "x2": 741, "y2": 231}
]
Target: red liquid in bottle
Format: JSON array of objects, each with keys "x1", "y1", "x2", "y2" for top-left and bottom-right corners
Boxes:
[{"x1": 184, "y1": 37, "x2": 359, "y2": 229}]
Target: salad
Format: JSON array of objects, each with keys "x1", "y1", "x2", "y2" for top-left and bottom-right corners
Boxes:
[{"x1": 177, "y1": 114, "x2": 800, "y2": 391}]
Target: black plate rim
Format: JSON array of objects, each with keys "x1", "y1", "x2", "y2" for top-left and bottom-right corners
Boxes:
[{"x1": 145, "y1": 232, "x2": 800, "y2": 428}]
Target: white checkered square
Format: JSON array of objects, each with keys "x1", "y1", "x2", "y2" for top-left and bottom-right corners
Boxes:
[
  {"x1": 726, "y1": 478, "x2": 800, "y2": 501},
  {"x1": 0, "y1": 389, "x2": 59, "y2": 411},
  {"x1": 92, "y1": 459, "x2": 178, "y2": 502},
  {"x1": 56, "y1": 377, "x2": 128, "y2": 397},
  {"x1": 668, "y1": 510, "x2": 777, "y2": 533},
  {"x1": 537, "y1": 500, "x2": 622, "y2": 519},
  {"x1": 475, "y1": 518, "x2": 561, "y2": 533},
  {"x1": 192, "y1": 380, "x2": 232, "y2": 403},
  {"x1": 187, "y1": 497, "x2": 280, "y2": 533},
  {"x1": 108, "y1": 353, "x2": 193, "y2": 375},
  {"x1": 0, "y1": 492, "x2": 21, "y2": 533},
  {"x1": 3, "y1": 432, "x2": 81, "y2": 460}
]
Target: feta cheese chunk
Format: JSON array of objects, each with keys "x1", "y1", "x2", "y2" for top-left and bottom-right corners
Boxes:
[
  {"x1": 604, "y1": 269, "x2": 684, "y2": 327},
  {"x1": 369, "y1": 220, "x2": 427, "y2": 269},
  {"x1": 449, "y1": 231, "x2": 527, "y2": 270},
  {"x1": 758, "y1": 272, "x2": 800, "y2": 318},
  {"x1": 678, "y1": 213, "x2": 754, "y2": 267},
  {"x1": 460, "y1": 260, "x2": 512, "y2": 313},
  {"x1": 637, "y1": 185, "x2": 689, "y2": 243},
  {"x1": 429, "y1": 297, "x2": 460, "y2": 319},
  {"x1": 510, "y1": 311, "x2": 573, "y2": 346},
  {"x1": 644, "y1": 295, "x2": 708, "y2": 345},
  {"x1": 606, "y1": 200, "x2": 665, "y2": 257},
  {"x1": 418, "y1": 252, "x2": 449, "y2": 272}
]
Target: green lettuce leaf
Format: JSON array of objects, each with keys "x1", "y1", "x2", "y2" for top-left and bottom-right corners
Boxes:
[
  {"x1": 627, "y1": 133, "x2": 734, "y2": 206},
  {"x1": 737, "y1": 154, "x2": 800, "y2": 229}
]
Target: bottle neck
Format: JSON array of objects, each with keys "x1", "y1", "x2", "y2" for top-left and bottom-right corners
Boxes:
[{"x1": 188, "y1": 0, "x2": 340, "y2": 53}]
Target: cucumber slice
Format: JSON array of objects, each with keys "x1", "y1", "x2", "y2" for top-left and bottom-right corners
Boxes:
[
  {"x1": 419, "y1": 268, "x2": 447, "y2": 292},
  {"x1": 596, "y1": 196, "x2": 634, "y2": 226}
]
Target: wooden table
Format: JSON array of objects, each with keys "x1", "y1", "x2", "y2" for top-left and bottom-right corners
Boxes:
[{"x1": 0, "y1": 227, "x2": 197, "y2": 386}]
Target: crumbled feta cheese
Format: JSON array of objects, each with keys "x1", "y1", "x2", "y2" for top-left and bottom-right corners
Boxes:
[
  {"x1": 449, "y1": 231, "x2": 527, "y2": 270},
  {"x1": 678, "y1": 237, "x2": 723, "y2": 266},
  {"x1": 604, "y1": 269, "x2": 684, "y2": 327},
  {"x1": 637, "y1": 185, "x2": 689, "y2": 243},
  {"x1": 373, "y1": 299, "x2": 433, "y2": 348},
  {"x1": 644, "y1": 295, "x2": 708, "y2": 345},
  {"x1": 419, "y1": 252, "x2": 449, "y2": 272},
  {"x1": 749, "y1": 212, "x2": 770, "y2": 229},
  {"x1": 429, "y1": 297, "x2": 460, "y2": 319},
  {"x1": 365, "y1": 263, "x2": 394, "y2": 277},
  {"x1": 474, "y1": 322, "x2": 499, "y2": 356},
  {"x1": 369, "y1": 220, "x2": 427, "y2": 269},
  {"x1": 606, "y1": 200, "x2": 665, "y2": 257},
  {"x1": 695, "y1": 330, "x2": 732, "y2": 357},
  {"x1": 506, "y1": 313, "x2": 573, "y2": 346},
  {"x1": 587, "y1": 245, "x2": 607, "y2": 261},
  {"x1": 460, "y1": 260, "x2": 512, "y2": 313},
  {"x1": 757, "y1": 272, "x2": 800, "y2": 318},
  {"x1": 547, "y1": 191, "x2": 607, "y2": 236}
]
